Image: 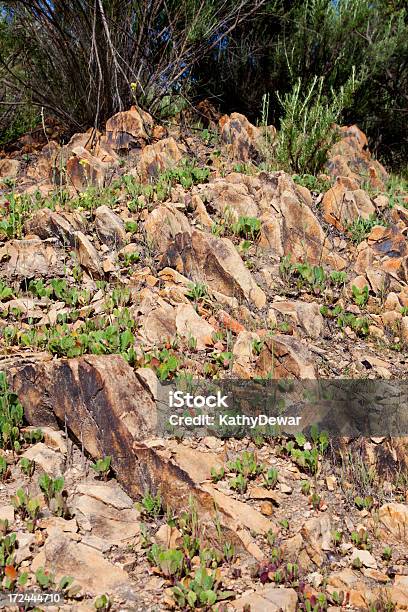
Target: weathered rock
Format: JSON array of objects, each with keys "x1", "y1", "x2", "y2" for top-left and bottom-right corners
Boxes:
[
  {"x1": 36, "y1": 532, "x2": 133, "y2": 597},
  {"x1": 322, "y1": 176, "x2": 376, "y2": 231},
  {"x1": 350, "y1": 548, "x2": 377, "y2": 569},
  {"x1": 219, "y1": 113, "x2": 275, "y2": 163},
  {"x1": 175, "y1": 303, "x2": 215, "y2": 349},
  {"x1": 379, "y1": 503, "x2": 408, "y2": 543},
  {"x1": 301, "y1": 515, "x2": 332, "y2": 567},
  {"x1": 74, "y1": 231, "x2": 103, "y2": 278},
  {"x1": 231, "y1": 586, "x2": 297, "y2": 612},
  {"x1": 138, "y1": 137, "x2": 183, "y2": 180},
  {"x1": 0, "y1": 158, "x2": 20, "y2": 180},
  {"x1": 255, "y1": 335, "x2": 317, "y2": 379},
  {"x1": 24, "y1": 208, "x2": 78, "y2": 246},
  {"x1": 0, "y1": 238, "x2": 65, "y2": 279},
  {"x1": 66, "y1": 147, "x2": 110, "y2": 191},
  {"x1": 162, "y1": 228, "x2": 266, "y2": 308},
  {"x1": 8, "y1": 354, "x2": 157, "y2": 458},
  {"x1": 105, "y1": 106, "x2": 153, "y2": 152},
  {"x1": 72, "y1": 482, "x2": 140, "y2": 545},
  {"x1": 145, "y1": 205, "x2": 192, "y2": 255},
  {"x1": 94, "y1": 205, "x2": 127, "y2": 247},
  {"x1": 270, "y1": 301, "x2": 324, "y2": 339},
  {"x1": 327, "y1": 125, "x2": 388, "y2": 189},
  {"x1": 22, "y1": 443, "x2": 65, "y2": 477},
  {"x1": 232, "y1": 331, "x2": 259, "y2": 377}
]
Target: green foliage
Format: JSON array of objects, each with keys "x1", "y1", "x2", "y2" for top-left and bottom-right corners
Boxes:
[
  {"x1": 0, "y1": 281, "x2": 13, "y2": 302},
  {"x1": 275, "y1": 72, "x2": 356, "y2": 174},
  {"x1": 280, "y1": 427, "x2": 329, "y2": 475},
  {"x1": 0, "y1": 456, "x2": 9, "y2": 481},
  {"x1": 38, "y1": 474, "x2": 66, "y2": 517},
  {"x1": 352, "y1": 284, "x2": 369, "y2": 307},
  {"x1": 347, "y1": 215, "x2": 387, "y2": 244},
  {"x1": 90, "y1": 456, "x2": 112, "y2": 480},
  {"x1": 11, "y1": 488, "x2": 40, "y2": 531},
  {"x1": 382, "y1": 546, "x2": 392, "y2": 561},
  {"x1": 94, "y1": 594, "x2": 111, "y2": 611},
  {"x1": 263, "y1": 467, "x2": 279, "y2": 489},
  {"x1": 210, "y1": 467, "x2": 225, "y2": 483},
  {"x1": 354, "y1": 495, "x2": 374, "y2": 511},
  {"x1": 172, "y1": 566, "x2": 234, "y2": 609},
  {"x1": 19, "y1": 457, "x2": 35, "y2": 477},
  {"x1": 148, "y1": 544, "x2": 185, "y2": 578},
  {"x1": 293, "y1": 174, "x2": 332, "y2": 193},
  {"x1": 137, "y1": 490, "x2": 163, "y2": 519},
  {"x1": 35, "y1": 566, "x2": 73, "y2": 592},
  {"x1": 227, "y1": 451, "x2": 264, "y2": 479},
  {"x1": 186, "y1": 283, "x2": 208, "y2": 302},
  {"x1": 231, "y1": 216, "x2": 261, "y2": 240},
  {"x1": 229, "y1": 473, "x2": 248, "y2": 494},
  {"x1": 320, "y1": 304, "x2": 370, "y2": 337},
  {"x1": 0, "y1": 372, "x2": 24, "y2": 451}
]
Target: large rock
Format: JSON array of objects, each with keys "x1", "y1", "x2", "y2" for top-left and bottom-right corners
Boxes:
[
  {"x1": 145, "y1": 205, "x2": 192, "y2": 254},
  {"x1": 0, "y1": 238, "x2": 65, "y2": 279},
  {"x1": 175, "y1": 303, "x2": 215, "y2": 349},
  {"x1": 231, "y1": 586, "x2": 297, "y2": 612},
  {"x1": 66, "y1": 146, "x2": 110, "y2": 191},
  {"x1": 322, "y1": 176, "x2": 376, "y2": 231},
  {"x1": 270, "y1": 300, "x2": 324, "y2": 339},
  {"x1": 72, "y1": 482, "x2": 140, "y2": 546},
  {"x1": 6, "y1": 355, "x2": 274, "y2": 559},
  {"x1": 327, "y1": 124, "x2": 388, "y2": 189},
  {"x1": 219, "y1": 112, "x2": 275, "y2": 163},
  {"x1": 378, "y1": 503, "x2": 408, "y2": 544},
  {"x1": 74, "y1": 231, "x2": 103, "y2": 278},
  {"x1": 138, "y1": 137, "x2": 184, "y2": 179},
  {"x1": 105, "y1": 106, "x2": 153, "y2": 152},
  {"x1": 7, "y1": 354, "x2": 157, "y2": 458},
  {"x1": 161, "y1": 228, "x2": 266, "y2": 309},
  {"x1": 255, "y1": 335, "x2": 317, "y2": 379},
  {"x1": 24, "y1": 208, "x2": 81, "y2": 246},
  {"x1": 0, "y1": 158, "x2": 20, "y2": 180},
  {"x1": 94, "y1": 205, "x2": 126, "y2": 248},
  {"x1": 36, "y1": 533, "x2": 133, "y2": 597}
]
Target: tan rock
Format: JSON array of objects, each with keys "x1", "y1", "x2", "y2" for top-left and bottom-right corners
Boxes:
[
  {"x1": 351, "y1": 547, "x2": 377, "y2": 569},
  {"x1": 219, "y1": 112, "x2": 273, "y2": 162},
  {"x1": 0, "y1": 158, "x2": 20, "y2": 179},
  {"x1": 105, "y1": 106, "x2": 153, "y2": 151},
  {"x1": 40, "y1": 533, "x2": 132, "y2": 596},
  {"x1": 138, "y1": 137, "x2": 183, "y2": 179},
  {"x1": 175, "y1": 303, "x2": 215, "y2": 349},
  {"x1": 154, "y1": 524, "x2": 183, "y2": 549},
  {"x1": 145, "y1": 205, "x2": 191, "y2": 255},
  {"x1": 0, "y1": 238, "x2": 65, "y2": 279},
  {"x1": 95, "y1": 205, "x2": 126, "y2": 247},
  {"x1": 232, "y1": 586, "x2": 297, "y2": 612},
  {"x1": 66, "y1": 147, "x2": 110, "y2": 191},
  {"x1": 232, "y1": 331, "x2": 259, "y2": 377},
  {"x1": 322, "y1": 177, "x2": 375, "y2": 231},
  {"x1": 24, "y1": 208, "x2": 79, "y2": 246},
  {"x1": 74, "y1": 231, "x2": 103, "y2": 277},
  {"x1": 401, "y1": 317, "x2": 408, "y2": 343},
  {"x1": 255, "y1": 335, "x2": 317, "y2": 379},
  {"x1": 379, "y1": 503, "x2": 408, "y2": 543},
  {"x1": 22, "y1": 443, "x2": 64, "y2": 477},
  {"x1": 301, "y1": 515, "x2": 332, "y2": 566}
]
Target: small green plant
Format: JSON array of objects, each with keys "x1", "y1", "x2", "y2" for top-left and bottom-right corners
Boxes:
[
  {"x1": 94, "y1": 594, "x2": 111, "y2": 610},
  {"x1": 35, "y1": 566, "x2": 73, "y2": 592},
  {"x1": 352, "y1": 284, "x2": 369, "y2": 307},
  {"x1": 229, "y1": 473, "x2": 248, "y2": 494},
  {"x1": 11, "y1": 488, "x2": 41, "y2": 532},
  {"x1": 354, "y1": 495, "x2": 374, "y2": 511},
  {"x1": 227, "y1": 451, "x2": 264, "y2": 479},
  {"x1": 90, "y1": 456, "x2": 112, "y2": 480},
  {"x1": 0, "y1": 455, "x2": 9, "y2": 481},
  {"x1": 301, "y1": 480, "x2": 311, "y2": 495},
  {"x1": 186, "y1": 282, "x2": 208, "y2": 302},
  {"x1": 382, "y1": 546, "x2": 393, "y2": 561},
  {"x1": 0, "y1": 281, "x2": 13, "y2": 302},
  {"x1": 347, "y1": 215, "x2": 387, "y2": 245},
  {"x1": 0, "y1": 373, "x2": 24, "y2": 452},
  {"x1": 136, "y1": 490, "x2": 163, "y2": 519},
  {"x1": 311, "y1": 492, "x2": 322, "y2": 510},
  {"x1": 332, "y1": 530, "x2": 342, "y2": 546},
  {"x1": 231, "y1": 216, "x2": 261, "y2": 240},
  {"x1": 352, "y1": 556, "x2": 362, "y2": 570},
  {"x1": 19, "y1": 457, "x2": 35, "y2": 477},
  {"x1": 330, "y1": 270, "x2": 347, "y2": 287},
  {"x1": 148, "y1": 544, "x2": 185, "y2": 578},
  {"x1": 351, "y1": 530, "x2": 372, "y2": 551},
  {"x1": 38, "y1": 474, "x2": 66, "y2": 517},
  {"x1": 172, "y1": 566, "x2": 234, "y2": 609},
  {"x1": 263, "y1": 467, "x2": 279, "y2": 489},
  {"x1": 210, "y1": 467, "x2": 225, "y2": 483}
]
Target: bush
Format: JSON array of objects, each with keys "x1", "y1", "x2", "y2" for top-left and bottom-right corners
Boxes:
[{"x1": 275, "y1": 71, "x2": 356, "y2": 174}]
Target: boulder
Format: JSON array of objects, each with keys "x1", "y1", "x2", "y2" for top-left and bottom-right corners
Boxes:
[
  {"x1": 24, "y1": 208, "x2": 79, "y2": 246},
  {"x1": 322, "y1": 176, "x2": 376, "y2": 231},
  {"x1": 138, "y1": 137, "x2": 184, "y2": 180},
  {"x1": 66, "y1": 146, "x2": 110, "y2": 191},
  {"x1": 175, "y1": 303, "x2": 215, "y2": 349},
  {"x1": 0, "y1": 238, "x2": 65, "y2": 280},
  {"x1": 105, "y1": 106, "x2": 153, "y2": 152},
  {"x1": 94, "y1": 205, "x2": 127, "y2": 248},
  {"x1": 378, "y1": 503, "x2": 408, "y2": 544},
  {"x1": 162, "y1": 228, "x2": 266, "y2": 309},
  {"x1": 219, "y1": 112, "x2": 275, "y2": 163},
  {"x1": 255, "y1": 335, "x2": 317, "y2": 379},
  {"x1": 231, "y1": 586, "x2": 297, "y2": 612},
  {"x1": 0, "y1": 158, "x2": 20, "y2": 180},
  {"x1": 145, "y1": 205, "x2": 191, "y2": 255},
  {"x1": 74, "y1": 231, "x2": 103, "y2": 278}
]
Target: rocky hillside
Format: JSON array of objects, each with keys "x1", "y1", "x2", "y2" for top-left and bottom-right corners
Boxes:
[{"x1": 0, "y1": 108, "x2": 408, "y2": 610}]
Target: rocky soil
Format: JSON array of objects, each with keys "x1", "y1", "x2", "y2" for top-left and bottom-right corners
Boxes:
[{"x1": 0, "y1": 107, "x2": 408, "y2": 610}]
